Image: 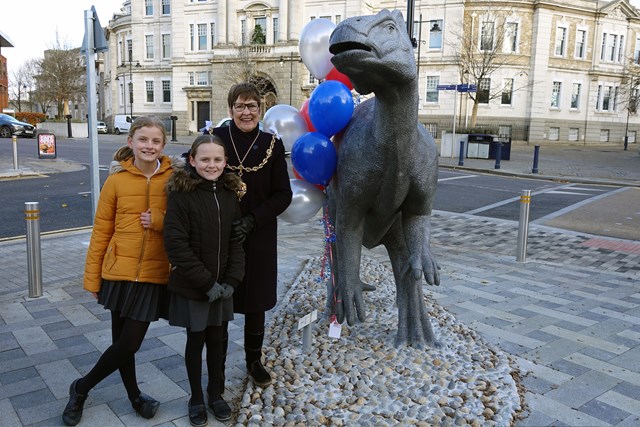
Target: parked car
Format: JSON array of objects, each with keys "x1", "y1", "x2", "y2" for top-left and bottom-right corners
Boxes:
[
  {"x1": 97, "y1": 121, "x2": 108, "y2": 134},
  {"x1": 199, "y1": 117, "x2": 263, "y2": 133},
  {"x1": 113, "y1": 115, "x2": 138, "y2": 135},
  {"x1": 0, "y1": 113, "x2": 35, "y2": 138}
]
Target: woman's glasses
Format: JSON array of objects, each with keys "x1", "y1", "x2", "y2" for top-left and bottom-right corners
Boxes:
[{"x1": 233, "y1": 102, "x2": 259, "y2": 113}]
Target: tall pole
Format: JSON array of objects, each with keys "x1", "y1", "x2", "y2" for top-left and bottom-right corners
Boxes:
[
  {"x1": 289, "y1": 52, "x2": 294, "y2": 105},
  {"x1": 624, "y1": 76, "x2": 633, "y2": 151},
  {"x1": 406, "y1": 0, "x2": 415, "y2": 42},
  {"x1": 128, "y1": 61, "x2": 133, "y2": 117}
]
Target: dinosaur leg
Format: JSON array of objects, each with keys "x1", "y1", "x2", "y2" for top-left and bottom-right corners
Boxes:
[
  {"x1": 403, "y1": 213, "x2": 440, "y2": 286},
  {"x1": 334, "y1": 205, "x2": 367, "y2": 326},
  {"x1": 383, "y1": 220, "x2": 439, "y2": 348}
]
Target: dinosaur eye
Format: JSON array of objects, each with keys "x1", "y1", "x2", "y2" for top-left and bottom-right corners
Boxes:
[{"x1": 387, "y1": 24, "x2": 396, "y2": 32}]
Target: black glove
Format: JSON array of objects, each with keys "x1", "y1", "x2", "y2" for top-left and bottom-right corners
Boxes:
[
  {"x1": 231, "y1": 215, "x2": 255, "y2": 243},
  {"x1": 221, "y1": 283, "x2": 234, "y2": 300},
  {"x1": 206, "y1": 283, "x2": 225, "y2": 302}
]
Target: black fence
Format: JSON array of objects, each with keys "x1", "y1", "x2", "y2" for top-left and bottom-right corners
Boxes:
[{"x1": 423, "y1": 120, "x2": 530, "y2": 142}]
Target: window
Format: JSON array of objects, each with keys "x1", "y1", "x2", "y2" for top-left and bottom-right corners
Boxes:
[
  {"x1": 575, "y1": 29, "x2": 586, "y2": 59},
  {"x1": 614, "y1": 86, "x2": 619, "y2": 111},
  {"x1": 273, "y1": 17, "x2": 278, "y2": 43},
  {"x1": 555, "y1": 26, "x2": 567, "y2": 56},
  {"x1": 254, "y1": 17, "x2": 267, "y2": 44},
  {"x1": 551, "y1": 82, "x2": 561, "y2": 108},
  {"x1": 146, "y1": 81, "x2": 154, "y2": 102},
  {"x1": 126, "y1": 39, "x2": 133, "y2": 63},
  {"x1": 549, "y1": 127, "x2": 560, "y2": 141},
  {"x1": 627, "y1": 131, "x2": 636, "y2": 143},
  {"x1": 162, "y1": 80, "x2": 171, "y2": 102},
  {"x1": 162, "y1": 34, "x2": 171, "y2": 59},
  {"x1": 618, "y1": 36, "x2": 625, "y2": 63},
  {"x1": 635, "y1": 38, "x2": 640, "y2": 64},
  {"x1": 241, "y1": 20, "x2": 247, "y2": 45},
  {"x1": 478, "y1": 78, "x2": 490, "y2": 103},
  {"x1": 600, "y1": 129, "x2": 610, "y2": 142},
  {"x1": 568, "y1": 128, "x2": 579, "y2": 141},
  {"x1": 308, "y1": 73, "x2": 317, "y2": 85},
  {"x1": 596, "y1": 84, "x2": 619, "y2": 111},
  {"x1": 504, "y1": 22, "x2": 518, "y2": 53},
  {"x1": 188, "y1": 72, "x2": 210, "y2": 86},
  {"x1": 601, "y1": 33, "x2": 624, "y2": 62},
  {"x1": 145, "y1": 35, "x2": 154, "y2": 59},
  {"x1": 571, "y1": 83, "x2": 581, "y2": 109},
  {"x1": 429, "y1": 20, "x2": 443, "y2": 49},
  {"x1": 608, "y1": 34, "x2": 618, "y2": 61},
  {"x1": 198, "y1": 24, "x2": 207, "y2": 50},
  {"x1": 145, "y1": 0, "x2": 153, "y2": 16},
  {"x1": 480, "y1": 20, "x2": 494, "y2": 51},
  {"x1": 602, "y1": 85, "x2": 612, "y2": 111},
  {"x1": 190, "y1": 24, "x2": 194, "y2": 51},
  {"x1": 426, "y1": 76, "x2": 439, "y2": 102},
  {"x1": 210, "y1": 22, "x2": 216, "y2": 48},
  {"x1": 335, "y1": 15, "x2": 342, "y2": 24},
  {"x1": 162, "y1": 0, "x2": 170, "y2": 15},
  {"x1": 501, "y1": 79, "x2": 513, "y2": 105}
]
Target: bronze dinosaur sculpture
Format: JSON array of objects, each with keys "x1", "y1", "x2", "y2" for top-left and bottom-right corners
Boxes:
[{"x1": 326, "y1": 9, "x2": 440, "y2": 348}]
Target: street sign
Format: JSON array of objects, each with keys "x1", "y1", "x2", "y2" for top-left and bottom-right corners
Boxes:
[
  {"x1": 456, "y1": 83, "x2": 477, "y2": 93},
  {"x1": 437, "y1": 84, "x2": 456, "y2": 90}
]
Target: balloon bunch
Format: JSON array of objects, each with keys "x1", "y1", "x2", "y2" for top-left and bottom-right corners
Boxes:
[{"x1": 276, "y1": 18, "x2": 356, "y2": 225}]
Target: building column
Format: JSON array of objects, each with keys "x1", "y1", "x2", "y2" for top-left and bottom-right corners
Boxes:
[
  {"x1": 227, "y1": 0, "x2": 237, "y2": 45},
  {"x1": 288, "y1": 0, "x2": 302, "y2": 41},
  {"x1": 279, "y1": 0, "x2": 288, "y2": 43},
  {"x1": 218, "y1": 0, "x2": 227, "y2": 44}
]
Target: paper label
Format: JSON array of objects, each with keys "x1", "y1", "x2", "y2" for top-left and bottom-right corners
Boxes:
[{"x1": 328, "y1": 320, "x2": 342, "y2": 338}]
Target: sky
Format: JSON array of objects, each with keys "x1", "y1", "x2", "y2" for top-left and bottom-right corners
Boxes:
[
  {"x1": 1, "y1": 0, "x2": 125, "y2": 77},
  {"x1": 3, "y1": 0, "x2": 640, "y2": 78}
]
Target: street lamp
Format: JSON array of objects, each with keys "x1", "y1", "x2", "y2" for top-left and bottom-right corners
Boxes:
[
  {"x1": 279, "y1": 53, "x2": 295, "y2": 105},
  {"x1": 119, "y1": 60, "x2": 141, "y2": 116},
  {"x1": 114, "y1": 75, "x2": 126, "y2": 115}
]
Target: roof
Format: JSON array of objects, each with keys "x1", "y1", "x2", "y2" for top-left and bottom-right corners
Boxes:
[{"x1": 0, "y1": 30, "x2": 14, "y2": 48}]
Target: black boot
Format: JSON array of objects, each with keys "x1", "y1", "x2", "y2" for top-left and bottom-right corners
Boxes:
[
  {"x1": 62, "y1": 379, "x2": 88, "y2": 426},
  {"x1": 131, "y1": 393, "x2": 159, "y2": 419},
  {"x1": 245, "y1": 331, "x2": 272, "y2": 387}
]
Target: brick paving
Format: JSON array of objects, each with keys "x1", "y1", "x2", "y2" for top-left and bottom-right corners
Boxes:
[{"x1": 0, "y1": 142, "x2": 639, "y2": 426}]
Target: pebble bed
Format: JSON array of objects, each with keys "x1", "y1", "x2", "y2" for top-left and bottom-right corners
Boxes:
[{"x1": 235, "y1": 257, "x2": 523, "y2": 426}]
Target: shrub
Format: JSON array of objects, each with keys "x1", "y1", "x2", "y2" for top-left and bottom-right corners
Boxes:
[{"x1": 16, "y1": 112, "x2": 47, "y2": 125}]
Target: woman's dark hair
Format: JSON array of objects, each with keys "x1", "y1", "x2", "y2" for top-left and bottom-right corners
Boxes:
[
  {"x1": 113, "y1": 116, "x2": 167, "y2": 161},
  {"x1": 227, "y1": 82, "x2": 261, "y2": 108},
  {"x1": 189, "y1": 134, "x2": 227, "y2": 159}
]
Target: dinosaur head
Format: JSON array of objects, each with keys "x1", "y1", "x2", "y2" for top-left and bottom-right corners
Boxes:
[{"x1": 329, "y1": 9, "x2": 416, "y2": 95}]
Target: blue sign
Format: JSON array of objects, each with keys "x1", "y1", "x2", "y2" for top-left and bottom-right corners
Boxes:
[{"x1": 436, "y1": 84, "x2": 456, "y2": 90}]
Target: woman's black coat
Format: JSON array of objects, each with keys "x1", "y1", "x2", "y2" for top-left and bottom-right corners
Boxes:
[{"x1": 212, "y1": 121, "x2": 292, "y2": 313}]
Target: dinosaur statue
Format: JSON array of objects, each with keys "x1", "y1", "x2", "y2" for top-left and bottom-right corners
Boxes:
[{"x1": 326, "y1": 9, "x2": 440, "y2": 348}]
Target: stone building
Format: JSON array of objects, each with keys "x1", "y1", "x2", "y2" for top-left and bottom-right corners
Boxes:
[{"x1": 102, "y1": 0, "x2": 640, "y2": 145}]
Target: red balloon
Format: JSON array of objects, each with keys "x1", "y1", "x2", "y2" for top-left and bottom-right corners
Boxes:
[
  {"x1": 326, "y1": 67, "x2": 354, "y2": 91},
  {"x1": 300, "y1": 99, "x2": 316, "y2": 132}
]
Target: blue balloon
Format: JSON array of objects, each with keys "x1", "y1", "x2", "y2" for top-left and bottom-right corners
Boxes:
[
  {"x1": 308, "y1": 81, "x2": 354, "y2": 137},
  {"x1": 291, "y1": 132, "x2": 337, "y2": 186}
]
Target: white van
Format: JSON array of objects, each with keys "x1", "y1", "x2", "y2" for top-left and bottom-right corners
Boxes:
[{"x1": 113, "y1": 115, "x2": 138, "y2": 135}]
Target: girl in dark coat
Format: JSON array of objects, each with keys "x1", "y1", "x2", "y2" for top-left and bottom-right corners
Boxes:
[
  {"x1": 164, "y1": 135, "x2": 245, "y2": 425},
  {"x1": 211, "y1": 82, "x2": 292, "y2": 389}
]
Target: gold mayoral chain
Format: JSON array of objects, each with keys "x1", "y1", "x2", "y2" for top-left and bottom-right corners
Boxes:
[{"x1": 226, "y1": 126, "x2": 275, "y2": 178}]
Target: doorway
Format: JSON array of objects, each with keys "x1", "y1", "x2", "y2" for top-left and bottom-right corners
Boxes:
[{"x1": 197, "y1": 101, "x2": 210, "y2": 132}]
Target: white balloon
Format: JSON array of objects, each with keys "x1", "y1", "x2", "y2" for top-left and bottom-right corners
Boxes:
[
  {"x1": 279, "y1": 179, "x2": 326, "y2": 224},
  {"x1": 299, "y1": 18, "x2": 336, "y2": 80},
  {"x1": 263, "y1": 104, "x2": 308, "y2": 152}
]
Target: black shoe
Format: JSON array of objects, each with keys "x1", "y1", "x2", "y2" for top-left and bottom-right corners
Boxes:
[
  {"x1": 247, "y1": 359, "x2": 272, "y2": 387},
  {"x1": 188, "y1": 399, "x2": 208, "y2": 427},
  {"x1": 209, "y1": 398, "x2": 231, "y2": 422},
  {"x1": 62, "y1": 379, "x2": 88, "y2": 426},
  {"x1": 131, "y1": 393, "x2": 159, "y2": 419}
]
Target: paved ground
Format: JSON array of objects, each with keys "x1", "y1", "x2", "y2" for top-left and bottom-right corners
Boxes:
[{"x1": 0, "y1": 138, "x2": 639, "y2": 426}]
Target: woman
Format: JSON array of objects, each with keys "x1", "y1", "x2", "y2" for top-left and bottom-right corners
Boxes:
[{"x1": 211, "y1": 82, "x2": 292, "y2": 390}]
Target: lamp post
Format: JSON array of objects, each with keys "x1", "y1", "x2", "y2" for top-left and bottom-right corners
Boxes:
[
  {"x1": 114, "y1": 75, "x2": 126, "y2": 115},
  {"x1": 119, "y1": 60, "x2": 141, "y2": 117},
  {"x1": 624, "y1": 77, "x2": 635, "y2": 151},
  {"x1": 279, "y1": 53, "x2": 295, "y2": 105}
]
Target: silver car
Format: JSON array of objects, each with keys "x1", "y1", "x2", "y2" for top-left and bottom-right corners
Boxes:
[{"x1": 97, "y1": 121, "x2": 108, "y2": 134}]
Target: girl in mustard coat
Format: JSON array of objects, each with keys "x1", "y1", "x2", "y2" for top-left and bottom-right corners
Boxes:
[{"x1": 62, "y1": 116, "x2": 173, "y2": 426}]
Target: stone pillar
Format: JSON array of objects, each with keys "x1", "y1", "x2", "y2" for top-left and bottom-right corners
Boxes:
[
  {"x1": 227, "y1": 0, "x2": 237, "y2": 45},
  {"x1": 288, "y1": 0, "x2": 302, "y2": 41},
  {"x1": 218, "y1": 0, "x2": 227, "y2": 44},
  {"x1": 279, "y1": 0, "x2": 288, "y2": 43}
]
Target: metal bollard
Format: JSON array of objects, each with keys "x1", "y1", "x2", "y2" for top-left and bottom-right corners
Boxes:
[
  {"x1": 532, "y1": 145, "x2": 540, "y2": 174},
  {"x1": 458, "y1": 140, "x2": 465, "y2": 166},
  {"x1": 12, "y1": 135, "x2": 18, "y2": 170},
  {"x1": 494, "y1": 143, "x2": 502, "y2": 170},
  {"x1": 516, "y1": 190, "x2": 531, "y2": 263},
  {"x1": 25, "y1": 202, "x2": 43, "y2": 298}
]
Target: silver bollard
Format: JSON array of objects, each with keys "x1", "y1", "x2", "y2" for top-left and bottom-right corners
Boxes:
[
  {"x1": 516, "y1": 190, "x2": 531, "y2": 263},
  {"x1": 12, "y1": 135, "x2": 18, "y2": 170},
  {"x1": 25, "y1": 202, "x2": 43, "y2": 298}
]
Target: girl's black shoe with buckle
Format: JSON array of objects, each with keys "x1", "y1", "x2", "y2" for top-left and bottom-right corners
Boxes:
[
  {"x1": 131, "y1": 393, "x2": 159, "y2": 419},
  {"x1": 188, "y1": 399, "x2": 208, "y2": 426}
]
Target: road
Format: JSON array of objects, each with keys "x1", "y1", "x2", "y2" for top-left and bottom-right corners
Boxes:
[{"x1": 0, "y1": 137, "x2": 638, "y2": 241}]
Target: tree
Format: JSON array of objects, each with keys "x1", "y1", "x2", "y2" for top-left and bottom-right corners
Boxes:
[
  {"x1": 9, "y1": 60, "x2": 38, "y2": 112},
  {"x1": 221, "y1": 47, "x2": 274, "y2": 98},
  {"x1": 251, "y1": 24, "x2": 266, "y2": 45},
  {"x1": 36, "y1": 39, "x2": 85, "y2": 119},
  {"x1": 448, "y1": 8, "x2": 530, "y2": 126}
]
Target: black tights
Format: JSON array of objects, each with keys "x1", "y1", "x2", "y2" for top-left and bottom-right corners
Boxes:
[
  {"x1": 185, "y1": 325, "x2": 224, "y2": 405},
  {"x1": 76, "y1": 312, "x2": 149, "y2": 401}
]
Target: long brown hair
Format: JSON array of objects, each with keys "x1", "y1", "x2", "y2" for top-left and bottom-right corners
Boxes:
[{"x1": 113, "y1": 116, "x2": 168, "y2": 161}]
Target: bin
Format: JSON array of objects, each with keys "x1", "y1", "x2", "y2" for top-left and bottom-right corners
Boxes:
[
  {"x1": 467, "y1": 134, "x2": 492, "y2": 159},
  {"x1": 489, "y1": 137, "x2": 511, "y2": 160}
]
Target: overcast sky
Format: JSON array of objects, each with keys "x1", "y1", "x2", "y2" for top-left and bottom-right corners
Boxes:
[
  {"x1": 1, "y1": 0, "x2": 124, "y2": 77},
  {"x1": 3, "y1": 0, "x2": 640, "y2": 79}
]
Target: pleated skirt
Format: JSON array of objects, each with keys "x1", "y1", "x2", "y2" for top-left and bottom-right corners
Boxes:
[
  {"x1": 168, "y1": 293, "x2": 234, "y2": 332},
  {"x1": 98, "y1": 280, "x2": 169, "y2": 322}
]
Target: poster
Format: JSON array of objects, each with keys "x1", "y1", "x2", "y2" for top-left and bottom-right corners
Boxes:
[{"x1": 38, "y1": 133, "x2": 57, "y2": 159}]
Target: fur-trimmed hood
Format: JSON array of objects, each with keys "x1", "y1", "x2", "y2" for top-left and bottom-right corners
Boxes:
[{"x1": 165, "y1": 155, "x2": 245, "y2": 195}]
